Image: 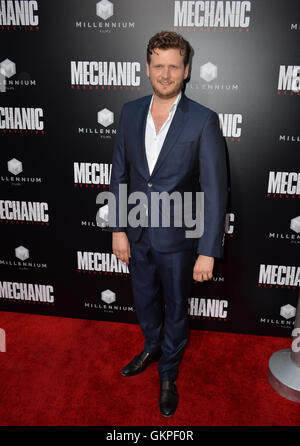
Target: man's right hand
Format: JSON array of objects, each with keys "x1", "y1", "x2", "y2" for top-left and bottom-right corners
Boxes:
[{"x1": 112, "y1": 232, "x2": 131, "y2": 265}]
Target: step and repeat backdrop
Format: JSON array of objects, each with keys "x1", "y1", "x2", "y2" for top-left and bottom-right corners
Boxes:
[{"x1": 0, "y1": 0, "x2": 299, "y2": 337}]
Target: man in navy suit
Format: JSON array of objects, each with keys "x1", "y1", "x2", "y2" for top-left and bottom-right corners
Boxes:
[{"x1": 109, "y1": 31, "x2": 227, "y2": 417}]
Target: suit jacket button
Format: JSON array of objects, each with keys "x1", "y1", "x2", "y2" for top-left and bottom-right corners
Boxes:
[{"x1": 147, "y1": 182, "x2": 152, "y2": 187}]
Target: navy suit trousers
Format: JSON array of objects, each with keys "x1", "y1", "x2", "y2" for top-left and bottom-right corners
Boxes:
[{"x1": 128, "y1": 228, "x2": 196, "y2": 381}]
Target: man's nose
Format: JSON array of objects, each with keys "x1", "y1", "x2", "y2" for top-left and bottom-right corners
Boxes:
[{"x1": 161, "y1": 67, "x2": 170, "y2": 78}]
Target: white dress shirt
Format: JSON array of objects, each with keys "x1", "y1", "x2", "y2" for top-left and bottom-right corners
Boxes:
[{"x1": 145, "y1": 92, "x2": 182, "y2": 175}]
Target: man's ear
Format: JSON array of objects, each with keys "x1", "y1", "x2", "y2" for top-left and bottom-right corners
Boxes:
[
  {"x1": 146, "y1": 62, "x2": 150, "y2": 78},
  {"x1": 184, "y1": 63, "x2": 190, "y2": 80}
]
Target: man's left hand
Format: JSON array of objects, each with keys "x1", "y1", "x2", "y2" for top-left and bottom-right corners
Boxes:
[{"x1": 193, "y1": 255, "x2": 214, "y2": 282}]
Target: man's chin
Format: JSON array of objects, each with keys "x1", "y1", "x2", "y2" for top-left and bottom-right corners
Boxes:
[{"x1": 152, "y1": 87, "x2": 181, "y2": 100}]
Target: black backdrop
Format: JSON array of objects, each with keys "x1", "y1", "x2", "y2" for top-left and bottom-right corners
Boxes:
[{"x1": 0, "y1": 0, "x2": 299, "y2": 338}]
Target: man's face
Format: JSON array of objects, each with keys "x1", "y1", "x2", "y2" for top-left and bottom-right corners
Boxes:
[{"x1": 146, "y1": 48, "x2": 189, "y2": 100}]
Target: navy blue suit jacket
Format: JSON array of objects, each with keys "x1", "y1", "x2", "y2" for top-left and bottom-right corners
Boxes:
[{"x1": 109, "y1": 93, "x2": 228, "y2": 258}]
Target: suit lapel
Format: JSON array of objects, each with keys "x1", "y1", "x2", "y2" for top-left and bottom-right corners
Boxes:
[
  {"x1": 150, "y1": 94, "x2": 187, "y2": 178},
  {"x1": 134, "y1": 93, "x2": 188, "y2": 180}
]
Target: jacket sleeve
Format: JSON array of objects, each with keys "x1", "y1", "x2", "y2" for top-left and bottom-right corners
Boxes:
[
  {"x1": 107, "y1": 105, "x2": 129, "y2": 232},
  {"x1": 197, "y1": 111, "x2": 228, "y2": 257}
]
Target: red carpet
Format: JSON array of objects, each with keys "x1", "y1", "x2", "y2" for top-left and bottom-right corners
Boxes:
[{"x1": 0, "y1": 311, "x2": 299, "y2": 426}]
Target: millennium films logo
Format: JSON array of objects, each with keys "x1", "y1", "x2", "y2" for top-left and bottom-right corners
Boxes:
[
  {"x1": 290, "y1": 23, "x2": 300, "y2": 32},
  {"x1": 277, "y1": 65, "x2": 300, "y2": 95},
  {"x1": 268, "y1": 216, "x2": 300, "y2": 246},
  {"x1": 187, "y1": 61, "x2": 239, "y2": 94},
  {"x1": 266, "y1": 171, "x2": 300, "y2": 198},
  {"x1": 75, "y1": 0, "x2": 135, "y2": 34},
  {"x1": 79, "y1": 192, "x2": 110, "y2": 230},
  {"x1": 260, "y1": 303, "x2": 296, "y2": 330},
  {"x1": 84, "y1": 289, "x2": 134, "y2": 314},
  {"x1": 188, "y1": 297, "x2": 228, "y2": 321},
  {"x1": 77, "y1": 251, "x2": 129, "y2": 276},
  {"x1": 173, "y1": 1, "x2": 251, "y2": 32},
  {"x1": 258, "y1": 264, "x2": 300, "y2": 289},
  {"x1": 1, "y1": 158, "x2": 43, "y2": 187},
  {"x1": 279, "y1": 133, "x2": 300, "y2": 144},
  {"x1": 219, "y1": 113, "x2": 242, "y2": 142},
  {"x1": 77, "y1": 108, "x2": 117, "y2": 140},
  {"x1": 0, "y1": 58, "x2": 37, "y2": 93},
  {"x1": 0, "y1": 245, "x2": 47, "y2": 271},
  {"x1": 70, "y1": 60, "x2": 141, "y2": 91},
  {"x1": 0, "y1": 280, "x2": 54, "y2": 305},
  {"x1": 0, "y1": 0, "x2": 39, "y2": 31},
  {"x1": 0, "y1": 107, "x2": 44, "y2": 134}
]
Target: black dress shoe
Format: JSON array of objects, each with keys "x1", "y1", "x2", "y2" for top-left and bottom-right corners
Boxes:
[
  {"x1": 121, "y1": 350, "x2": 161, "y2": 377},
  {"x1": 159, "y1": 380, "x2": 178, "y2": 417}
]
